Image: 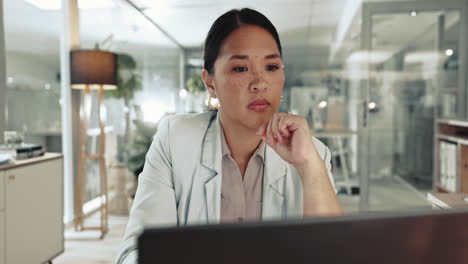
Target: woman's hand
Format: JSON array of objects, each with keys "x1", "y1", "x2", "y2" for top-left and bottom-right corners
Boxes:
[
  {"x1": 258, "y1": 113, "x2": 343, "y2": 216},
  {"x1": 256, "y1": 113, "x2": 319, "y2": 170}
]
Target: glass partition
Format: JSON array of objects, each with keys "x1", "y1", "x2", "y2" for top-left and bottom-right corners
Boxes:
[
  {"x1": 79, "y1": 0, "x2": 182, "y2": 203},
  {"x1": 3, "y1": 0, "x2": 62, "y2": 152},
  {"x1": 359, "y1": 3, "x2": 465, "y2": 213}
]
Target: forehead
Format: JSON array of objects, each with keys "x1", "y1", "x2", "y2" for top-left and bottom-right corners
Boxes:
[{"x1": 218, "y1": 25, "x2": 280, "y2": 58}]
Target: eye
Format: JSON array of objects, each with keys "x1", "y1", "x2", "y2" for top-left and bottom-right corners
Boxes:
[
  {"x1": 266, "y1": 65, "x2": 279, "y2": 71},
  {"x1": 233, "y1": 66, "x2": 248, "y2": 72}
]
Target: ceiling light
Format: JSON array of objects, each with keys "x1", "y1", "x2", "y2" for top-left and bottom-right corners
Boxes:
[
  {"x1": 347, "y1": 51, "x2": 393, "y2": 65},
  {"x1": 78, "y1": 0, "x2": 114, "y2": 9},
  {"x1": 25, "y1": 0, "x2": 60, "y2": 10},
  {"x1": 318, "y1": 101, "x2": 328, "y2": 109},
  {"x1": 446, "y1": 49, "x2": 454, "y2": 56},
  {"x1": 410, "y1": 11, "x2": 417, "y2": 17},
  {"x1": 24, "y1": 0, "x2": 114, "y2": 10},
  {"x1": 368, "y1": 102, "x2": 377, "y2": 110}
]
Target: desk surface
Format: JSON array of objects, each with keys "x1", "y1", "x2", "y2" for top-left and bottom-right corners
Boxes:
[
  {"x1": 0, "y1": 152, "x2": 63, "y2": 171},
  {"x1": 427, "y1": 192, "x2": 468, "y2": 209}
]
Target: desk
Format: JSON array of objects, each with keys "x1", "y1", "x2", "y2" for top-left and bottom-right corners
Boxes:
[
  {"x1": 313, "y1": 129, "x2": 356, "y2": 194},
  {"x1": 427, "y1": 192, "x2": 468, "y2": 209}
]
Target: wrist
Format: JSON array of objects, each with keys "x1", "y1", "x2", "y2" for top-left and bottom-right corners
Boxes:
[{"x1": 293, "y1": 152, "x2": 323, "y2": 176}]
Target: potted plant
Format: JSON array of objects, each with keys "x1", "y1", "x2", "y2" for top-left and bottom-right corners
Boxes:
[
  {"x1": 186, "y1": 74, "x2": 207, "y2": 112},
  {"x1": 126, "y1": 119, "x2": 158, "y2": 180},
  {"x1": 186, "y1": 73, "x2": 205, "y2": 95},
  {"x1": 105, "y1": 53, "x2": 143, "y2": 162}
]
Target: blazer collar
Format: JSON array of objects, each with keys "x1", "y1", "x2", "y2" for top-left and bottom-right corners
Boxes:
[
  {"x1": 262, "y1": 146, "x2": 288, "y2": 220},
  {"x1": 200, "y1": 111, "x2": 288, "y2": 222},
  {"x1": 201, "y1": 111, "x2": 222, "y2": 173},
  {"x1": 200, "y1": 111, "x2": 222, "y2": 224},
  {"x1": 264, "y1": 146, "x2": 287, "y2": 185},
  {"x1": 200, "y1": 111, "x2": 286, "y2": 180}
]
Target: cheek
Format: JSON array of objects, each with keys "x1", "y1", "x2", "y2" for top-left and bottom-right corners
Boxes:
[
  {"x1": 218, "y1": 75, "x2": 248, "y2": 99},
  {"x1": 269, "y1": 74, "x2": 284, "y2": 108}
]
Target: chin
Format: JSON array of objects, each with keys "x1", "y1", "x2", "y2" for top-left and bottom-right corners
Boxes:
[{"x1": 243, "y1": 115, "x2": 270, "y2": 131}]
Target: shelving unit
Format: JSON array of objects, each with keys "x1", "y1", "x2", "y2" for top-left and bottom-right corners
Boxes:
[{"x1": 434, "y1": 119, "x2": 468, "y2": 193}]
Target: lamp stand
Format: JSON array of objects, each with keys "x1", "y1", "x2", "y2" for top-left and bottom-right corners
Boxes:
[{"x1": 74, "y1": 85, "x2": 109, "y2": 239}]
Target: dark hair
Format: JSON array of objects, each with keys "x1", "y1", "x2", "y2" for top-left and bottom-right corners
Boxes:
[{"x1": 203, "y1": 8, "x2": 282, "y2": 75}]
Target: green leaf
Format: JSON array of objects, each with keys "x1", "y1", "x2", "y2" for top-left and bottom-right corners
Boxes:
[
  {"x1": 126, "y1": 119, "x2": 159, "y2": 173},
  {"x1": 118, "y1": 53, "x2": 137, "y2": 69},
  {"x1": 127, "y1": 152, "x2": 147, "y2": 172},
  {"x1": 186, "y1": 74, "x2": 205, "y2": 94}
]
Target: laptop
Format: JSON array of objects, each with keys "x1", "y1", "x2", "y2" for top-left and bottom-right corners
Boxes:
[{"x1": 138, "y1": 209, "x2": 468, "y2": 264}]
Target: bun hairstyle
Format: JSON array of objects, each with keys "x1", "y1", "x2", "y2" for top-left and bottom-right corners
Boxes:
[{"x1": 203, "y1": 8, "x2": 282, "y2": 75}]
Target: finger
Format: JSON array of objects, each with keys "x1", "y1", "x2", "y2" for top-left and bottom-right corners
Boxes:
[
  {"x1": 260, "y1": 133, "x2": 275, "y2": 147},
  {"x1": 278, "y1": 115, "x2": 291, "y2": 140},
  {"x1": 266, "y1": 118, "x2": 277, "y2": 145},
  {"x1": 271, "y1": 114, "x2": 282, "y2": 144},
  {"x1": 280, "y1": 114, "x2": 302, "y2": 133},
  {"x1": 278, "y1": 114, "x2": 291, "y2": 144}
]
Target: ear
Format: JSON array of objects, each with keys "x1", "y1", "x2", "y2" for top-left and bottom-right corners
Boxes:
[{"x1": 202, "y1": 69, "x2": 217, "y2": 98}]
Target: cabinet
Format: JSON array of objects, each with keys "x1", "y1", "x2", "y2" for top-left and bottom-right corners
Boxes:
[
  {"x1": 0, "y1": 169, "x2": 4, "y2": 264},
  {"x1": 0, "y1": 171, "x2": 4, "y2": 211},
  {"x1": 434, "y1": 120, "x2": 468, "y2": 193},
  {"x1": 0, "y1": 211, "x2": 4, "y2": 264},
  {"x1": 0, "y1": 153, "x2": 63, "y2": 264}
]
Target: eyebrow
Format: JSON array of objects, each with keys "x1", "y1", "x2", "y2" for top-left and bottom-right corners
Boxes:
[{"x1": 228, "y1": 53, "x2": 281, "y2": 60}]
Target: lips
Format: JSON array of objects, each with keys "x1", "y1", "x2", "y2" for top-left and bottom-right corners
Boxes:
[{"x1": 248, "y1": 99, "x2": 270, "y2": 112}]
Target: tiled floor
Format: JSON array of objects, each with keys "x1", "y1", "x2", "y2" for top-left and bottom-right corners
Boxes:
[
  {"x1": 52, "y1": 175, "x2": 433, "y2": 264},
  {"x1": 337, "y1": 175, "x2": 432, "y2": 213},
  {"x1": 53, "y1": 215, "x2": 129, "y2": 264}
]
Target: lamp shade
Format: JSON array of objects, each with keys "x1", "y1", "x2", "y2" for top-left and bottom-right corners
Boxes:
[{"x1": 70, "y1": 50, "x2": 118, "y2": 90}]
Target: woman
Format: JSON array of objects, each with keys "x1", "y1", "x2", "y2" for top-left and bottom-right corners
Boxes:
[{"x1": 116, "y1": 8, "x2": 342, "y2": 264}]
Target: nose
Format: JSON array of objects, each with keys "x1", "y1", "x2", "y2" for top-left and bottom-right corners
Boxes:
[{"x1": 249, "y1": 69, "x2": 267, "y2": 93}]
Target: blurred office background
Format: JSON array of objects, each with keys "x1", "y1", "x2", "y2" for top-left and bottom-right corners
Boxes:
[{"x1": 1, "y1": 0, "x2": 467, "y2": 263}]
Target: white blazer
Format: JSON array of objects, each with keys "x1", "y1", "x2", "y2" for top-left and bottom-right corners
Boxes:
[{"x1": 115, "y1": 111, "x2": 335, "y2": 264}]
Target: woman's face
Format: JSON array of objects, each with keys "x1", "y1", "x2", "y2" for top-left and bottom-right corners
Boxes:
[{"x1": 203, "y1": 25, "x2": 285, "y2": 132}]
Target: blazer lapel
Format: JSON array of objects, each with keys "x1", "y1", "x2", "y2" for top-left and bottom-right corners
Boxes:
[
  {"x1": 262, "y1": 146, "x2": 287, "y2": 220},
  {"x1": 200, "y1": 111, "x2": 222, "y2": 224},
  {"x1": 199, "y1": 111, "x2": 288, "y2": 222}
]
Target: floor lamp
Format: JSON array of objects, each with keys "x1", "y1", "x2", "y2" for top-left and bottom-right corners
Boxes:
[{"x1": 71, "y1": 50, "x2": 117, "y2": 238}]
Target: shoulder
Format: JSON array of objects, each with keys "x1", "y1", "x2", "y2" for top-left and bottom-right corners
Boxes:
[
  {"x1": 312, "y1": 137, "x2": 330, "y2": 160},
  {"x1": 152, "y1": 111, "x2": 216, "y2": 164},
  {"x1": 159, "y1": 111, "x2": 215, "y2": 134}
]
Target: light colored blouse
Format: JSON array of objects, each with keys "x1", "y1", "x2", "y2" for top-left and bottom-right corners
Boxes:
[{"x1": 219, "y1": 118, "x2": 266, "y2": 223}]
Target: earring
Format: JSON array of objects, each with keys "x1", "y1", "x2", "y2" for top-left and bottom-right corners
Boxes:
[{"x1": 208, "y1": 95, "x2": 219, "y2": 110}]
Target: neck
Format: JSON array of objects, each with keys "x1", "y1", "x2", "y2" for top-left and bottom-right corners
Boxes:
[{"x1": 219, "y1": 111, "x2": 262, "y2": 164}]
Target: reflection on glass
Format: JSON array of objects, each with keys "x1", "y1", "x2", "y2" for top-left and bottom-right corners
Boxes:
[
  {"x1": 4, "y1": 0, "x2": 62, "y2": 152},
  {"x1": 79, "y1": 0, "x2": 182, "y2": 203},
  {"x1": 363, "y1": 10, "x2": 461, "y2": 212}
]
